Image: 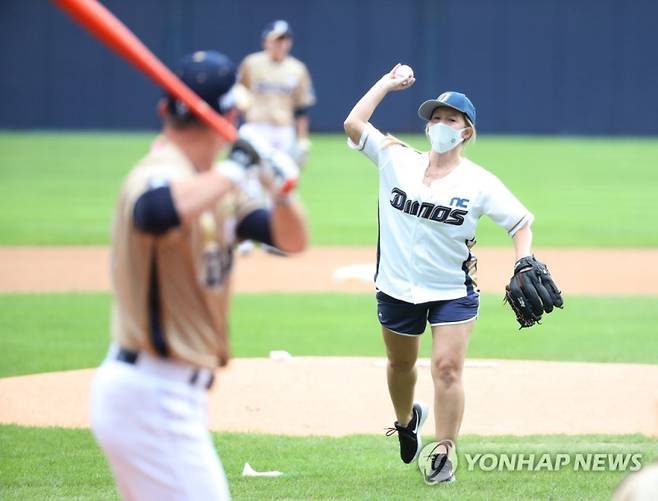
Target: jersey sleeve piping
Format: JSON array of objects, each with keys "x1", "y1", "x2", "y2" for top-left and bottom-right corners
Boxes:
[
  {"x1": 507, "y1": 212, "x2": 535, "y2": 236},
  {"x1": 346, "y1": 127, "x2": 369, "y2": 151}
]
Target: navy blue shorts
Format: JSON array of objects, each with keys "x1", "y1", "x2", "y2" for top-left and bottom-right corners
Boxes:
[{"x1": 376, "y1": 290, "x2": 480, "y2": 336}]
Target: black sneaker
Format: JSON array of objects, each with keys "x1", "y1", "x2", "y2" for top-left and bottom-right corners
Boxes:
[
  {"x1": 418, "y1": 440, "x2": 457, "y2": 484},
  {"x1": 385, "y1": 401, "x2": 429, "y2": 463}
]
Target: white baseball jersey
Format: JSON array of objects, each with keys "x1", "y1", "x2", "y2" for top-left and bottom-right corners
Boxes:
[{"x1": 348, "y1": 123, "x2": 534, "y2": 303}]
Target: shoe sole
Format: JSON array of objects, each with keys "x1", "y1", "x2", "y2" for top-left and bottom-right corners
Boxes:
[
  {"x1": 424, "y1": 473, "x2": 456, "y2": 485},
  {"x1": 410, "y1": 401, "x2": 429, "y2": 463}
]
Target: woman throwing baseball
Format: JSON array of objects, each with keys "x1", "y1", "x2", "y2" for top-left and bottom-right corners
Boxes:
[{"x1": 343, "y1": 65, "x2": 562, "y2": 485}]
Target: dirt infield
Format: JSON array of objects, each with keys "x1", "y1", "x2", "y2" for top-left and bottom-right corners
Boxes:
[
  {"x1": 2, "y1": 246, "x2": 658, "y2": 295},
  {"x1": 2, "y1": 358, "x2": 657, "y2": 436},
  {"x1": 1, "y1": 246, "x2": 657, "y2": 436}
]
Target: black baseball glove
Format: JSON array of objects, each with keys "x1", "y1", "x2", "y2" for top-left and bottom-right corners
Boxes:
[{"x1": 504, "y1": 256, "x2": 563, "y2": 328}]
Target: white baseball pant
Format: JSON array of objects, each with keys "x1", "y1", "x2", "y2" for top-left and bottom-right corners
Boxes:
[{"x1": 90, "y1": 345, "x2": 230, "y2": 501}]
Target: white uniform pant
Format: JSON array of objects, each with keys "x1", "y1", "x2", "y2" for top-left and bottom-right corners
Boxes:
[
  {"x1": 90, "y1": 346, "x2": 230, "y2": 501},
  {"x1": 240, "y1": 122, "x2": 296, "y2": 153},
  {"x1": 239, "y1": 122, "x2": 296, "y2": 204}
]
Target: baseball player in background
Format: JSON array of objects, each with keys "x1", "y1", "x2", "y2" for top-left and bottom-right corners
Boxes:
[
  {"x1": 344, "y1": 65, "x2": 562, "y2": 485},
  {"x1": 235, "y1": 20, "x2": 315, "y2": 256},
  {"x1": 238, "y1": 19, "x2": 315, "y2": 165},
  {"x1": 90, "y1": 50, "x2": 307, "y2": 500}
]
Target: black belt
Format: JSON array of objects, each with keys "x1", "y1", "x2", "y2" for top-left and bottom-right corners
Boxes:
[{"x1": 115, "y1": 347, "x2": 214, "y2": 390}]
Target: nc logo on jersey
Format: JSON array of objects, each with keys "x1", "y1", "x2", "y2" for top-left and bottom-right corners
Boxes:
[
  {"x1": 390, "y1": 188, "x2": 468, "y2": 226},
  {"x1": 450, "y1": 197, "x2": 470, "y2": 208}
]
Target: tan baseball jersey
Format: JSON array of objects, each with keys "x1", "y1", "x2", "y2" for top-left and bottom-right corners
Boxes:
[
  {"x1": 239, "y1": 51, "x2": 315, "y2": 126},
  {"x1": 110, "y1": 137, "x2": 259, "y2": 369}
]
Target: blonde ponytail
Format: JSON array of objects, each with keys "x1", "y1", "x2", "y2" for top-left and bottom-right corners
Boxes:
[{"x1": 381, "y1": 133, "x2": 420, "y2": 152}]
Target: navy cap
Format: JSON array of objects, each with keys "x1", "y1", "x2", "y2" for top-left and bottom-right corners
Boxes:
[
  {"x1": 166, "y1": 50, "x2": 236, "y2": 120},
  {"x1": 262, "y1": 20, "x2": 293, "y2": 40},
  {"x1": 418, "y1": 91, "x2": 477, "y2": 125}
]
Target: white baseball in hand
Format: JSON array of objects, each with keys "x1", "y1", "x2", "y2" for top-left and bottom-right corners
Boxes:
[{"x1": 394, "y1": 64, "x2": 414, "y2": 80}]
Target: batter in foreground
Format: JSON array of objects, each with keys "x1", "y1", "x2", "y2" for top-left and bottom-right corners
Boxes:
[{"x1": 90, "y1": 50, "x2": 307, "y2": 500}]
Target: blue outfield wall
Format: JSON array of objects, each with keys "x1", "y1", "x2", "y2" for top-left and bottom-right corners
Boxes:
[{"x1": 1, "y1": 0, "x2": 657, "y2": 134}]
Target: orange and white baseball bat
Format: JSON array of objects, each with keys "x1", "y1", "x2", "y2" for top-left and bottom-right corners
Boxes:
[{"x1": 52, "y1": 0, "x2": 238, "y2": 142}]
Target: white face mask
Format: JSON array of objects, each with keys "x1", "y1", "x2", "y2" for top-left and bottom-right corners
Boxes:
[{"x1": 428, "y1": 123, "x2": 467, "y2": 153}]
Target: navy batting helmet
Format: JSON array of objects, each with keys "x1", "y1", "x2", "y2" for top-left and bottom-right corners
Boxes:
[{"x1": 165, "y1": 50, "x2": 237, "y2": 121}]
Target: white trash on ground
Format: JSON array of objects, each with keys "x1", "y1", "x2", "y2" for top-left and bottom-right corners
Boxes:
[
  {"x1": 269, "y1": 350, "x2": 293, "y2": 361},
  {"x1": 242, "y1": 462, "x2": 284, "y2": 477}
]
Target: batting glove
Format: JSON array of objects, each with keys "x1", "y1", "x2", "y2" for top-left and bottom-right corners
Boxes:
[
  {"x1": 215, "y1": 139, "x2": 260, "y2": 186},
  {"x1": 237, "y1": 126, "x2": 299, "y2": 195},
  {"x1": 267, "y1": 150, "x2": 300, "y2": 195}
]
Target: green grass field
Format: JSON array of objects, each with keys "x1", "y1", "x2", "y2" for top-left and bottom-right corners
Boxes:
[
  {"x1": 1, "y1": 132, "x2": 658, "y2": 246},
  {"x1": 1, "y1": 426, "x2": 655, "y2": 500},
  {"x1": 1, "y1": 292, "x2": 657, "y2": 378},
  {"x1": 1, "y1": 131, "x2": 657, "y2": 500}
]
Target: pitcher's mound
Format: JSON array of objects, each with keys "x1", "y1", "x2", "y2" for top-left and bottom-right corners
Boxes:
[{"x1": 1, "y1": 357, "x2": 657, "y2": 436}]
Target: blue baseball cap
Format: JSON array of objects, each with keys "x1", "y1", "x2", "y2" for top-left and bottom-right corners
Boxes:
[
  {"x1": 418, "y1": 91, "x2": 477, "y2": 125},
  {"x1": 262, "y1": 20, "x2": 293, "y2": 40},
  {"x1": 166, "y1": 50, "x2": 236, "y2": 120}
]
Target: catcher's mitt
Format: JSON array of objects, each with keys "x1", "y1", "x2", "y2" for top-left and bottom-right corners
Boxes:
[{"x1": 504, "y1": 256, "x2": 563, "y2": 328}]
